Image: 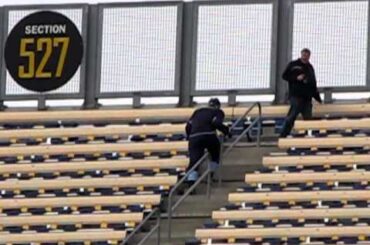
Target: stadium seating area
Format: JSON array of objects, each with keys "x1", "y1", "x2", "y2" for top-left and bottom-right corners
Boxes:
[
  {"x1": 1, "y1": 103, "x2": 370, "y2": 244},
  {"x1": 189, "y1": 108, "x2": 370, "y2": 245},
  {"x1": 0, "y1": 110, "x2": 190, "y2": 244}
]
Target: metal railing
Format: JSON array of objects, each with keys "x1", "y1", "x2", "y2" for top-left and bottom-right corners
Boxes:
[
  {"x1": 217, "y1": 101, "x2": 262, "y2": 185},
  {"x1": 167, "y1": 102, "x2": 262, "y2": 240},
  {"x1": 121, "y1": 207, "x2": 161, "y2": 245}
]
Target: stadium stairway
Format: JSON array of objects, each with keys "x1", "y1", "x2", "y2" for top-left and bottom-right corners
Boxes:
[{"x1": 131, "y1": 146, "x2": 272, "y2": 245}]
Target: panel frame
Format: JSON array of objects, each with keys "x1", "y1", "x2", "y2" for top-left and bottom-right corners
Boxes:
[
  {"x1": 190, "y1": 0, "x2": 278, "y2": 96},
  {"x1": 289, "y1": 0, "x2": 370, "y2": 92},
  {"x1": 95, "y1": 1, "x2": 183, "y2": 98},
  {"x1": 0, "y1": 4, "x2": 88, "y2": 100}
]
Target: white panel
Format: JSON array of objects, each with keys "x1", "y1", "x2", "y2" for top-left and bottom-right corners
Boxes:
[
  {"x1": 5, "y1": 8, "x2": 83, "y2": 95},
  {"x1": 195, "y1": 3, "x2": 273, "y2": 91},
  {"x1": 99, "y1": 6, "x2": 178, "y2": 93},
  {"x1": 293, "y1": 1, "x2": 368, "y2": 87}
]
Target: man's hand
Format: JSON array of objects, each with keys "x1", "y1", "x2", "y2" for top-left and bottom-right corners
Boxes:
[
  {"x1": 228, "y1": 131, "x2": 233, "y2": 139},
  {"x1": 297, "y1": 74, "x2": 305, "y2": 81},
  {"x1": 226, "y1": 127, "x2": 233, "y2": 139}
]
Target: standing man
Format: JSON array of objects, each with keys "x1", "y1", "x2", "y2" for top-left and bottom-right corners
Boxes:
[
  {"x1": 280, "y1": 48, "x2": 322, "y2": 138},
  {"x1": 185, "y1": 98, "x2": 230, "y2": 183}
]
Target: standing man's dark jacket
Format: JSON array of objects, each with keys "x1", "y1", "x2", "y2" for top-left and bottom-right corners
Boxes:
[
  {"x1": 283, "y1": 59, "x2": 322, "y2": 103},
  {"x1": 279, "y1": 56, "x2": 322, "y2": 138},
  {"x1": 185, "y1": 107, "x2": 229, "y2": 139}
]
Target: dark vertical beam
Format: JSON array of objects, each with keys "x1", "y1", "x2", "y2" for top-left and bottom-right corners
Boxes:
[
  {"x1": 133, "y1": 93, "x2": 143, "y2": 108},
  {"x1": 0, "y1": 7, "x2": 7, "y2": 110},
  {"x1": 274, "y1": 0, "x2": 294, "y2": 104},
  {"x1": 366, "y1": 0, "x2": 370, "y2": 91},
  {"x1": 178, "y1": 2, "x2": 195, "y2": 107},
  {"x1": 83, "y1": 5, "x2": 99, "y2": 109}
]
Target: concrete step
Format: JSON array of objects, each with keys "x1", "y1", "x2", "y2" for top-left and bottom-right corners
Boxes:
[
  {"x1": 189, "y1": 145, "x2": 278, "y2": 182},
  {"x1": 128, "y1": 181, "x2": 244, "y2": 245},
  {"x1": 168, "y1": 181, "x2": 242, "y2": 217},
  {"x1": 218, "y1": 145, "x2": 278, "y2": 181},
  {"x1": 222, "y1": 145, "x2": 277, "y2": 167},
  {"x1": 127, "y1": 217, "x2": 204, "y2": 245},
  {"x1": 127, "y1": 142, "x2": 275, "y2": 245}
]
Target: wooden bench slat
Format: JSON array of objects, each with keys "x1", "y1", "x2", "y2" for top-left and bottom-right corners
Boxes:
[
  {"x1": 0, "y1": 195, "x2": 161, "y2": 209},
  {"x1": 0, "y1": 176, "x2": 177, "y2": 190},
  {"x1": 0, "y1": 103, "x2": 368, "y2": 124},
  {"x1": 245, "y1": 171, "x2": 370, "y2": 184},
  {"x1": 229, "y1": 190, "x2": 370, "y2": 203},
  {"x1": 279, "y1": 137, "x2": 370, "y2": 149},
  {"x1": 0, "y1": 108, "x2": 195, "y2": 123},
  {"x1": 0, "y1": 158, "x2": 188, "y2": 174},
  {"x1": 213, "y1": 208, "x2": 370, "y2": 220},
  {"x1": 195, "y1": 226, "x2": 370, "y2": 239},
  {"x1": 263, "y1": 154, "x2": 370, "y2": 167},
  {"x1": 0, "y1": 124, "x2": 185, "y2": 140},
  {"x1": 294, "y1": 118, "x2": 370, "y2": 131},
  {"x1": 0, "y1": 229, "x2": 126, "y2": 242},
  {"x1": 0, "y1": 141, "x2": 187, "y2": 157},
  {"x1": 0, "y1": 213, "x2": 143, "y2": 226}
]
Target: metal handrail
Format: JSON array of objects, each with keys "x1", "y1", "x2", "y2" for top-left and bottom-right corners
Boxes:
[
  {"x1": 122, "y1": 207, "x2": 161, "y2": 245},
  {"x1": 225, "y1": 101, "x2": 262, "y2": 153},
  {"x1": 167, "y1": 102, "x2": 262, "y2": 240}
]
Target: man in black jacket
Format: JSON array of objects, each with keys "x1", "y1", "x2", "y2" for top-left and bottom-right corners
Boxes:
[
  {"x1": 280, "y1": 48, "x2": 322, "y2": 138},
  {"x1": 185, "y1": 98, "x2": 230, "y2": 182}
]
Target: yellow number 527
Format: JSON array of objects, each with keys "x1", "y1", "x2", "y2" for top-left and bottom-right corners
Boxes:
[{"x1": 18, "y1": 37, "x2": 70, "y2": 79}]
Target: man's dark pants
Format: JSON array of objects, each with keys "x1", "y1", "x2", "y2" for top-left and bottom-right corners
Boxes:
[
  {"x1": 280, "y1": 96, "x2": 312, "y2": 138},
  {"x1": 188, "y1": 134, "x2": 220, "y2": 171}
]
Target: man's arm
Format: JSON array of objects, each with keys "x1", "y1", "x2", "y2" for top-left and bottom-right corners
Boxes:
[
  {"x1": 212, "y1": 110, "x2": 230, "y2": 136},
  {"x1": 185, "y1": 121, "x2": 192, "y2": 139},
  {"x1": 313, "y1": 90, "x2": 322, "y2": 103},
  {"x1": 185, "y1": 112, "x2": 194, "y2": 139},
  {"x1": 310, "y1": 65, "x2": 322, "y2": 103},
  {"x1": 282, "y1": 61, "x2": 294, "y2": 82},
  {"x1": 283, "y1": 61, "x2": 304, "y2": 82},
  {"x1": 185, "y1": 116, "x2": 193, "y2": 139}
]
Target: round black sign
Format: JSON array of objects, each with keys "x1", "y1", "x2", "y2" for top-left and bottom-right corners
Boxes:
[{"x1": 4, "y1": 11, "x2": 83, "y2": 92}]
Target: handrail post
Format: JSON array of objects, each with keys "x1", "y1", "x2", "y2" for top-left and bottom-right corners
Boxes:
[
  {"x1": 257, "y1": 103, "x2": 262, "y2": 147},
  {"x1": 167, "y1": 195, "x2": 173, "y2": 240},
  {"x1": 206, "y1": 161, "x2": 212, "y2": 199},
  {"x1": 156, "y1": 209, "x2": 161, "y2": 245},
  {"x1": 218, "y1": 136, "x2": 225, "y2": 187},
  {"x1": 257, "y1": 117, "x2": 262, "y2": 147}
]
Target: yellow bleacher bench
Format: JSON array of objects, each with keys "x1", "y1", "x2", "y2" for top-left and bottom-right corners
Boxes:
[
  {"x1": 294, "y1": 118, "x2": 370, "y2": 131},
  {"x1": 0, "y1": 229, "x2": 126, "y2": 243},
  {"x1": 195, "y1": 226, "x2": 370, "y2": 240},
  {"x1": 0, "y1": 176, "x2": 177, "y2": 191},
  {"x1": 244, "y1": 172, "x2": 370, "y2": 184},
  {"x1": 0, "y1": 213, "x2": 143, "y2": 226},
  {"x1": 213, "y1": 208, "x2": 370, "y2": 221},
  {"x1": 229, "y1": 190, "x2": 370, "y2": 203},
  {"x1": 279, "y1": 136, "x2": 370, "y2": 149},
  {"x1": 0, "y1": 124, "x2": 185, "y2": 140},
  {"x1": 0, "y1": 158, "x2": 188, "y2": 175},
  {"x1": 0, "y1": 103, "x2": 369, "y2": 124},
  {"x1": 0, "y1": 141, "x2": 187, "y2": 157},
  {"x1": 263, "y1": 154, "x2": 370, "y2": 168},
  {"x1": 0, "y1": 195, "x2": 160, "y2": 210}
]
